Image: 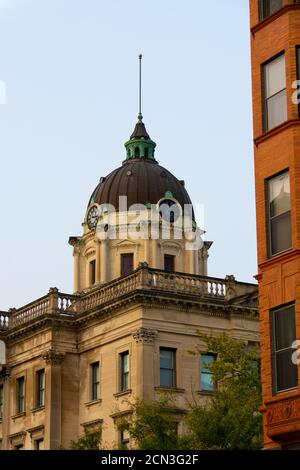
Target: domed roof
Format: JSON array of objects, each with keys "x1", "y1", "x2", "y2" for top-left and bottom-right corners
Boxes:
[{"x1": 89, "y1": 158, "x2": 193, "y2": 211}]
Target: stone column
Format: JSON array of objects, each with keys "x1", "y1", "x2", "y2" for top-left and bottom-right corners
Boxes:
[
  {"x1": 100, "y1": 240, "x2": 108, "y2": 283},
  {"x1": 42, "y1": 350, "x2": 64, "y2": 450},
  {"x1": 132, "y1": 328, "x2": 156, "y2": 401},
  {"x1": 73, "y1": 247, "x2": 81, "y2": 293},
  {"x1": 152, "y1": 240, "x2": 161, "y2": 269},
  {"x1": 95, "y1": 239, "x2": 101, "y2": 284}
]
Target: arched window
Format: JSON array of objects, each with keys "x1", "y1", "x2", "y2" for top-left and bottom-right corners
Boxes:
[
  {"x1": 135, "y1": 147, "x2": 140, "y2": 158},
  {"x1": 144, "y1": 147, "x2": 149, "y2": 158}
]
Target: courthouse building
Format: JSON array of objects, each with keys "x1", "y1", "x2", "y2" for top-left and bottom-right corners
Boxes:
[
  {"x1": 0, "y1": 104, "x2": 259, "y2": 449},
  {"x1": 250, "y1": 0, "x2": 300, "y2": 450}
]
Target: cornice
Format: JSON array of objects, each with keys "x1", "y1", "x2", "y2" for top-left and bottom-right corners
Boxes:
[{"x1": 254, "y1": 119, "x2": 300, "y2": 146}]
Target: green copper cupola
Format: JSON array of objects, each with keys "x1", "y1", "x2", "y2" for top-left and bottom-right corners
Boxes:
[
  {"x1": 124, "y1": 54, "x2": 157, "y2": 161},
  {"x1": 125, "y1": 115, "x2": 157, "y2": 160}
]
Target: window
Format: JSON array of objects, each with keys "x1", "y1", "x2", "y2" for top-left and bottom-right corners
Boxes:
[
  {"x1": 34, "y1": 439, "x2": 44, "y2": 450},
  {"x1": 200, "y1": 354, "x2": 216, "y2": 392},
  {"x1": 164, "y1": 255, "x2": 175, "y2": 273},
  {"x1": 263, "y1": 54, "x2": 287, "y2": 131},
  {"x1": 121, "y1": 253, "x2": 134, "y2": 276},
  {"x1": 91, "y1": 362, "x2": 100, "y2": 401},
  {"x1": 259, "y1": 0, "x2": 283, "y2": 20},
  {"x1": 272, "y1": 304, "x2": 298, "y2": 393},
  {"x1": 36, "y1": 369, "x2": 45, "y2": 408},
  {"x1": 16, "y1": 377, "x2": 25, "y2": 414},
  {"x1": 135, "y1": 147, "x2": 140, "y2": 158},
  {"x1": 144, "y1": 147, "x2": 149, "y2": 158},
  {"x1": 160, "y1": 348, "x2": 176, "y2": 388},
  {"x1": 0, "y1": 385, "x2": 3, "y2": 419},
  {"x1": 120, "y1": 430, "x2": 130, "y2": 449},
  {"x1": 120, "y1": 351, "x2": 129, "y2": 391},
  {"x1": 89, "y1": 260, "x2": 96, "y2": 286},
  {"x1": 267, "y1": 171, "x2": 291, "y2": 256}
]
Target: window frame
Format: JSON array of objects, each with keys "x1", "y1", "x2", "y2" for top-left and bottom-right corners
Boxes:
[
  {"x1": 120, "y1": 253, "x2": 134, "y2": 277},
  {"x1": 36, "y1": 369, "x2": 45, "y2": 408},
  {"x1": 89, "y1": 259, "x2": 96, "y2": 286},
  {"x1": 159, "y1": 347, "x2": 177, "y2": 388},
  {"x1": 91, "y1": 362, "x2": 100, "y2": 401},
  {"x1": 16, "y1": 376, "x2": 25, "y2": 414},
  {"x1": 271, "y1": 303, "x2": 298, "y2": 394},
  {"x1": 120, "y1": 351, "x2": 130, "y2": 392},
  {"x1": 262, "y1": 52, "x2": 287, "y2": 132},
  {"x1": 259, "y1": 0, "x2": 283, "y2": 21},
  {"x1": 200, "y1": 353, "x2": 217, "y2": 393},
  {"x1": 164, "y1": 254, "x2": 175, "y2": 273},
  {"x1": 266, "y1": 169, "x2": 292, "y2": 257}
]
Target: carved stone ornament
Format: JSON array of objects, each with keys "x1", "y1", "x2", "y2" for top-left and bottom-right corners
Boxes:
[
  {"x1": 266, "y1": 397, "x2": 300, "y2": 426},
  {"x1": 0, "y1": 365, "x2": 11, "y2": 382},
  {"x1": 42, "y1": 349, "x2": 65, "y2": 365},
  {"x1": 132, "y1": 327, "x2": 156, "y2": 344}
]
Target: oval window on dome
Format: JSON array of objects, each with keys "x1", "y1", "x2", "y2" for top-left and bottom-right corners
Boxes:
[{"x1": 158, "y1": 199, "x2": 181, "y2": 223}]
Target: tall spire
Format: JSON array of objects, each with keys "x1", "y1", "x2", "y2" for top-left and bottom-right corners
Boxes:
[
  {"x1": 124, "y1": 54, "x2": 157, "y2": 162},
  {"x1": 138, "y1": 53, "x2": 143, "y2": 122}
]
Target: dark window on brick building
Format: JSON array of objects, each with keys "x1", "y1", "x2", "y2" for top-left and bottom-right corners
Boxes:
[
  {"x1": 259, "y1": 0, "x2": 283, "y2": 20},
  {"x1": 272, "y1": 304, "x2": 298, "y2": 393},
  {"x1": 121, "y1": 254, "x2": 134, "y2": 276}
]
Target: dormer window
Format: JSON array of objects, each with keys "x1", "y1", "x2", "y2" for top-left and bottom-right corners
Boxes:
[{"x1": 259, "y1": 0, "x2": 283, "y2": 21}]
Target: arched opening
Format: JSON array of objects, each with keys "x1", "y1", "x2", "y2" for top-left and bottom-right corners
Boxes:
[
  {"x1": 144, "y1": 147, "x2": 149, "y2": 158},
  {"x1": 135, "y1": 147, "x2": 140, "y2": 158}
]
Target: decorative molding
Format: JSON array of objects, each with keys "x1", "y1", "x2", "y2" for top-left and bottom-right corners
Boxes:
[
  {"x1": 266, "y1": 397, "x2": 300, "y2": 427},
  {"x1": 42, "y1": 349, "x2": 65, "y2": 365},
  {"x1": 132, "y1": 327, "x2": 157, "y2": 344},
  {"x1": 0, "y1": 365, "x2": 11, "y2": 382},
  {"x1": 81, "y1": 419, "x2": 103, "y2": 433},
  {"x1": 27, "y1": 425, "x2": 44, "y2": 438}
]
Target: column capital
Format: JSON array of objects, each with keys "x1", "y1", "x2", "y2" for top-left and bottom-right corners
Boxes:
[
  {"x1": 132, "y1": 327, "x2": 157, "y2": 344},
  {"x1": 42, "y1": 349, "x2": 65, "y2": 365},
  {"x1": 0, "y1": 365, "x2": 11, "y2": 382}
]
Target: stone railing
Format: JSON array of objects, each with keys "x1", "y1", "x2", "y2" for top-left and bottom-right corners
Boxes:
[
  {"x1": 1, "y1": 265, "x2": 256, "y2": 330},
  {"x1": 0, "y1": 312, "x2": 10, "y2": 330},
  {"x1": 4, "y1": 289, "x2": 77, "y2": 329},
  {"x1": 71, "y1": 265, "x2": 229, "y2": 314}
]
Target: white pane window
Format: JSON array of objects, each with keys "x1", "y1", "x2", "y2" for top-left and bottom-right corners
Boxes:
[{"x1": 264, "y1": 54, "x2": 287, "y2": 131}]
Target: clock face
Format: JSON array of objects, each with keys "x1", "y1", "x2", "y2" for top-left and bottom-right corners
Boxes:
[{"x1": 87, "y1": 205, "x2": 99, "y2": 230}]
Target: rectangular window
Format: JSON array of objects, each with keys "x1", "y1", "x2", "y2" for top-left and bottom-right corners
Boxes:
[
  {"x1": 91, "y1": 362, "x2": 100, "y2": 401},
  {"x1": 0, "y1": 385, "x2": 3, "y2": 419},
  {"x1": 89, "y1": 260, "x2": 96, "y2": 286},
  {"x1": 160, "y1": 348, "x2": 176, "y2": 388},
  {"x1": 200, "y1": 354, "x2": 216, "y2": 392},
  {"x1": 16, "y1": 377, "x2": 25, "y2": 414},
  {"x1": 34, "y1": 439, "x2": 44, "y2": 450},
  {"x1": 120, "y1": 351, "x2": 129, "y2": 391},
  {"x1": 36, "y1": 369, "x2": 45, "y2": 408},
  {"x1": 272, "y1": 304, "x2": 298, "y2": 393},
  {"x1": 267, "y1": 171, "x2": 291, "y2": 256},
  {"x1": 164, "y1": 255, "x2": 175, "y2": 273},
  {"x1": 263, "y1": 53, "x2": 287, "y2": 131},
  {"x1": 120, "y1": 430, "x2": 130, "y2": 449},
  {"x1": 121, "y1": 253, "x2": 134, "y2": 276},
  {"x1": 259, "y1": 0, "x2": 283, "y2": 20}
]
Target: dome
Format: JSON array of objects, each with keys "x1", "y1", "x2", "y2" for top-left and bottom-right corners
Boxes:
[{"x1": 88, "y1": 158, "x2": 193, "y2": 211}]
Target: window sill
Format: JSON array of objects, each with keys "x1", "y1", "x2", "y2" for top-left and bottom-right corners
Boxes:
[
  {"x1": 84, "y1": 398, "x2": 102, "y2": 407},
  {"x1": 254, "y1": 119, "x2": 300, "y2": 146},
  {"x1": 11, "y1": 412, "x2": 26, "y2": 420},
  {"x1": 155, "y1": 386, "x2": 185, "y2": 394},
  {"x1": 31, "y1": 406, "x2": 45, "y2": 414},
  {"x1": 114, "y1": 389, "x2": 132, "y2": 398},
  {"x1": 196, "y1": 390, "x2": 216, "y2": 396}
]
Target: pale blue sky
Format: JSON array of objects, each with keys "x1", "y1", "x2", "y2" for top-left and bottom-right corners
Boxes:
[{"x1": 0, "y1": 0, "x2": 256, "y2": 310}]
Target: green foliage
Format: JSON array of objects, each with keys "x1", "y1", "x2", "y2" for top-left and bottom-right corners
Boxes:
[
  {"x1": 185, "y1": 332, "x2": 263, "y2": 450},
  {"x1": 70, "y1": 428, "x2": 101, "y2": 450},
  {"x1": 117, "y1": 395, "x2": 183, "y2": 450}
]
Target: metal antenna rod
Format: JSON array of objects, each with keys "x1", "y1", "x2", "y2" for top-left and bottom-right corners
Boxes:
[{"x1": 138, "y1": 54, "x2": 142, "y2": 121}]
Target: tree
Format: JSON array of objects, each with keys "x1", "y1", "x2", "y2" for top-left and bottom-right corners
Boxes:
[
  {"x1": 70, "y1": 428, "x2": 102, "y2": 450},
  {"x1": 185, "y1": 332, "x2": 263, "y2": 450},
  {"x1": 117, "y1": 395, "x2": 183, "y2": 450}
]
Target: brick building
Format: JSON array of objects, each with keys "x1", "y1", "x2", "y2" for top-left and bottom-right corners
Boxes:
[{"x1": 250, "y1": 0, "x2": 300, "y2": 450}]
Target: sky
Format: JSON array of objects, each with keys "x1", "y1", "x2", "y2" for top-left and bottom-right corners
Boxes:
[{"x1": 0, "y1": 0, "x2": 257, "y2": 311}]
